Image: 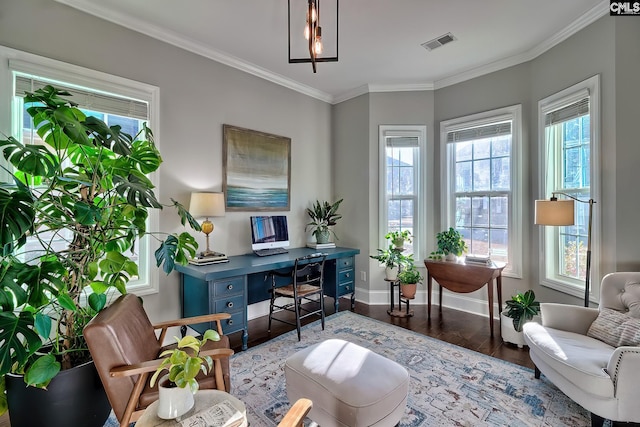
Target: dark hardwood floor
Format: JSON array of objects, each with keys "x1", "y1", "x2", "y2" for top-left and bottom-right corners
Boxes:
[
  {"x1": 0, "y1": 299, "x2": 533, "y2": 427},
  {"x1": 229, "y1": 298, "x2": 535, "y2": 370}
]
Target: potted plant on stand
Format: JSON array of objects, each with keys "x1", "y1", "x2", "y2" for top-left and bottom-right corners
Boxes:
[
  {"x1": 397, "y1": 263, "x2": 423, "y2": 299},
  {"x1": 501, "y1": 290, "x2": 541, "y2": 348},
  {"x1": 150, "y1": 329, "x2": 221, "y2": 419},
  {"x1": 0, "y1": 86, "x2": 200, "y2": 427},
  {"x1": 370, "y1": 246, "x2": 409, "y2": 281},
  {"x1": 385, "y1": 230, "x2": 412, "y2": 250},
  {"x1": 429, "y1": 227, "x2": 468, "y2": 261},
  {"x1": 306, "y1": 199, "x2": 343, "y2": 244}
]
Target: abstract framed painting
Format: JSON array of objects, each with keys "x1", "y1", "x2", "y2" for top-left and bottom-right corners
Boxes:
[{"x1": 223, "y1": 124, "x2": 291, "y2": 211}]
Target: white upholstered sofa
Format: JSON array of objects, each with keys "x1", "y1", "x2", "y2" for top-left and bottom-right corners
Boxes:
[{"x1": 523, "y1": 272, "x2": 640, "y2": 427}]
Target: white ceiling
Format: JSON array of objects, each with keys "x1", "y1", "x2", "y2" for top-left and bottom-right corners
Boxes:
[{"x1": 55, "y1": 0, "x2": 608, "y2": 104}]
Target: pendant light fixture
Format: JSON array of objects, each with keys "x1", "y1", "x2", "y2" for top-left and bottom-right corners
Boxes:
[{"x1": 288, "y1": 0, "x2": 339, "y2": 73}]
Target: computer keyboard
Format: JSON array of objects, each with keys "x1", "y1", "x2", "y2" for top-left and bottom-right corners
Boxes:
[{"x1": 254, "y1": 247, "x2": 289, "y2": 257}]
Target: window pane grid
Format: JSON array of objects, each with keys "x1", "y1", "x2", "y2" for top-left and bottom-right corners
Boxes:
[{"x1": 452, "y1": 131, "x2": 512, "y2": 262}]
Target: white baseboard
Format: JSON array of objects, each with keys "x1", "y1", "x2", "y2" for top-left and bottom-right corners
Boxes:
[{"x1": 247, "y1": 286, "x2": 500, "y2": 321}]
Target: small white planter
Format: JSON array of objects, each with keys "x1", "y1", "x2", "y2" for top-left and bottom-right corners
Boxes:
[
  {"x1": 445, "y1": 253, "x2": 457, "y2": 262},
  {"x1": 157, "y1": 375, "x2": 195, "y2": 419},
  {"x1": 385, "y1": 266, "x2": 398, "y2": 281},
  {"x1": 500, "y1": 311, "x2": 540, "y2": 349}
]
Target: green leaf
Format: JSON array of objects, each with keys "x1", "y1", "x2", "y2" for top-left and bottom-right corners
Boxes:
[
  {"x1": 0, "y1": 376, "x2": 7, "y2": 415},
  {"x1": 202, "y1": 329, "x2": 220, "y2": 343},
  {"x1": 16, "y1": 260, "x2": 67, "y2": 309},
  {"x1": 0, "y1": 311, "x2": 42, "y2": 376},
  {"x1": 34, "y1": 312, "x2": 52, "y2": 339},
  {"x1": 24, "y1": 354, "x2": 60, "y2": 387},
  {"x1": 56, "y1": 293, "x2": 77, "y2": 311},
  {"x1": 113, "y1": 172, "x2": 161, "y2": 208},
  {"x1": 0, "y1": 136, "x2": 60, "y2": 178},
  {"x1": 73, "y1": 201, "x2": 102, "y2": 225},
  {"x1": 172, "y1": 198, "x2": 201, "y2": 231},
  {"x1": 83, "y1": 117, "x2": 132, "y2": 156},
  {"x1": 130, "y1": 139, "x2": 162, "y2": 174},
  {"x1": 0, "y1": 186, "x2": 36, "y2": 250},
  {"x1": 88, "y1": 292, "x2": 107, "y2": 312},
  {"x1": 155, "y1": 233, "x2": 198, "y2": 274}
]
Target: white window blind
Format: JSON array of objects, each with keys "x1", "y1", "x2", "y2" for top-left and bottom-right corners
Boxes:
[
  {"x1": 15, "y1": 75, "x2": 148, "y2": 120},
  {"x1": 446, "y1": 122, "x2": 512, "y2": 143}
]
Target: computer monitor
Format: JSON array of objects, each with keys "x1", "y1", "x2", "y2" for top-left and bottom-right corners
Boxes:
[{"x1": 250, "y1": 215, "x2": 290, "y2": 251}]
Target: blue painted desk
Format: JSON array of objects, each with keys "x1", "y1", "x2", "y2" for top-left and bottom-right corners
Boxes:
[{"x1": 175, "y1": 247, "x2": 360, "y2": 350}]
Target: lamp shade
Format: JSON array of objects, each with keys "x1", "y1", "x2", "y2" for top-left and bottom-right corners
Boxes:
[
  {"x1": 534, "y1": 199, "x2": 574, "y2": 226},
  {"x1": 189, "y1": 192, "x2": 225, "y2": 218}
]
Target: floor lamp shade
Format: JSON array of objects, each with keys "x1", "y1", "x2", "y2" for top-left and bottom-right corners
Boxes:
[{"x1": 534, "y1": 199, "x2": 574, "y2": 226}]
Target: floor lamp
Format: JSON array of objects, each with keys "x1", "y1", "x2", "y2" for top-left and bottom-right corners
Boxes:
[{"x1": 535, "y1": 192, "x2": 596, "y2": 307}]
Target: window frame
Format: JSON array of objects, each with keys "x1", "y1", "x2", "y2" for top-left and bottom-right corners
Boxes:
[
  {"x1": 378, "y1": 125, "x2": 427, "y2": 262},
  {"x1": 0, "y1": 46, "x2": 161, "y2": 296},
  {"x1": 440, "y1": 105, "x2": 523, "y2": 278},
  {"x1": 537, "y1": 75, "x2": 600, "y2": 301}
]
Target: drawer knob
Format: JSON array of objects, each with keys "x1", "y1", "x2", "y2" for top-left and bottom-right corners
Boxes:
[
  {"x1": 345, "y1": 273, "x2": 350, "y2": 278},
  {"x1": 227, "y1": 319, "x2": 234, "y2": 325},
  {"x1": 227, "y1": 284, "x2": 233, "y2": 290},
  {"x1": 346, "y1": 286, "x2": 351, "y2": 291},
  {"x1": 227, "y1": 301, "x2": 234, "y2": 308}
]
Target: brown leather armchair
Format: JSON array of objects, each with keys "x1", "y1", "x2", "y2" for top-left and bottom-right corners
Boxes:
[{"x1": 84, "y1": 293, "x2": 234, "y2": 427}]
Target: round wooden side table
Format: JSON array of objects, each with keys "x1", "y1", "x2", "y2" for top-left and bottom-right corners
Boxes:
[{"x1": 136, "y1": 389, "x2": 247, "y2": 427}]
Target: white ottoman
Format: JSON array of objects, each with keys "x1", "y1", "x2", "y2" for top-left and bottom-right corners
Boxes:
[{"x1": 284, "y1": 339, "x2": 409, "y2": 427}]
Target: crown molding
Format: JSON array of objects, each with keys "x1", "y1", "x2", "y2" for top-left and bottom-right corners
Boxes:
[
  {"x1": 55, "y1": 0, "x2": 610, "y2": 104},
  {"x1": 53, "y1": 0, "x2": 334, "y2": 104}
]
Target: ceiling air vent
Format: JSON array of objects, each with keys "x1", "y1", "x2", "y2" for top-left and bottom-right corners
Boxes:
[{"x1": 421, "y1": 32, "x2": 456, "y2": 51}]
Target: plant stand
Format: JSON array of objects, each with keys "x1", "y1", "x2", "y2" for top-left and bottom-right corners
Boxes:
[{"x1": 386, "y1": 278, "x2": 413, "y2": 318}]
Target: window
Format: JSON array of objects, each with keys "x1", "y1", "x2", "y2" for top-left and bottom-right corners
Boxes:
[
  {"x1": 538, "y1": 75, "x2": 600, "y2": 299},
  {"x1": 441, "y1": 105, "x2": 522, "y2": 276},
  {"x1": 379, "y1": 125, "x2": 427, "y2": 260},
  {"x1": 1, "y1": 48, "x2": 160, "y2": 295}
]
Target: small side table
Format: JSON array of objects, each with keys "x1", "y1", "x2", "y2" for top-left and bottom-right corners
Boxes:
[
  {"x1": 136, "y1": 390, "x2": 247, "y2": 427},
  {"x1": 386, "y1": 278, "x2": 414, "y2": 318}
]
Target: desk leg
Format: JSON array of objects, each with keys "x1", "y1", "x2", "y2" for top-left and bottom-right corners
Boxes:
[
  {"x1": 487, "y1": 279, "x2": 494, "y2": 337},
  {"x1": 439, "y1": 284, "x2": 443, "y2": 312},
  {"x1": 427, "y1": 274, "x2": 432, "y2": 319},
  {"x1": 242, "y1": 328, "x2": 248, "y2": 351},
  {"x1": 496, "y1": 274, "x2": 503, "y2": 313}
]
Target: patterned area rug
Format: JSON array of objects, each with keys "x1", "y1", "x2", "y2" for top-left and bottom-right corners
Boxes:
[
  {"x1": 229, "y1": 311, "x2": 589, "y2": 427},
  {"x1": 102, "y1": 311, "x2": 589, "y2": 426}
]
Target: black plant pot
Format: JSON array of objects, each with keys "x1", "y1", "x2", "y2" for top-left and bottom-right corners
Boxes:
[{"x1": 6, "y1": 360, "x2": 111, "y2": 427}]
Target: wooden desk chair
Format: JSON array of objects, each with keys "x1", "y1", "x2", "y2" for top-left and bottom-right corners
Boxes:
[
  {"x1": 268, "y1": 253, "x2": 327, "y2": 340},
  {"x1": 278, "y1": 398, "x2": 313, "y2": 427},
  {"x1": 84, "y1": 293, "x2": 234, "y2": 427}
]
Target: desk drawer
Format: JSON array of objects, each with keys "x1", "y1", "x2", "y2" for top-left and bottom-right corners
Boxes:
[
  {"x1": 338, "y1": 282, "x2": 354, "y2": 296},
  {"x1": 337, "y1": 256, "x2": 354, "y2": 270},
  {"x1": 220, "y1": 310, "x2": 244, "y2": 335},
  {"x1": 212, "y1": 276, "x2": 244, "y2": 297},
  {"x1": 213, "y1": 294, "x2": 244, "y2": 314},
  {"x1": 338, "y1": 269, "x2": 354, "y2": 284}
]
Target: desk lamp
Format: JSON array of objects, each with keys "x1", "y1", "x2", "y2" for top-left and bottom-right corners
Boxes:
[
  {"x1": 535, "y1": 192, "x2": 596, "y2": 307},
  {"x1": 189, "y1": 192, "x2": 226, "y2": 257}
]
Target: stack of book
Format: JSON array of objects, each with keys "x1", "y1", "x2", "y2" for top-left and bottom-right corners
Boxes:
[
  {"x1": 189, "y1": 252, "x2": 229, "y2": 266},
  {"x1": 306, "y1": 242, "x2": 336, "y2": 249},
  {"x1": 464, "y1": 254, "x2": 492, "y2": 265}
]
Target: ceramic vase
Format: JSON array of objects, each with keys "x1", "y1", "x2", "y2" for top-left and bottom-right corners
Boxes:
[
  {"x1": 157, "y1": 375, "x2": 195, "y2": 419},
  {"x1": 385, "y1": 265, "x2": 398, "y2": 281},
  {"x1": 316, "y1": 229, "x2": 331, "y2": 244},
  {"x1": 445, "y1": 253, "x2": 457, "y2": 262}
]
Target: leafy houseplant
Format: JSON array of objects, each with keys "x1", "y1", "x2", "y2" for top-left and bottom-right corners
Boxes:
[
  {"x1": 429, "y1": 227, "x2": 468, "y2": 260},
  {"x1": 0, "y1": 86, "x2": 200, "y2": 415},
  {"x1": 504, "y1": 290, "x2": 540, "y2": 332},
  {"x1": 385, "y1": 230, "x2": 412, "y2": 249},
  {"x1": 150, "y1": 329, "x2": 220, "y2": 393},
  {"x1": 397, "y1": 264, "x2": 423, "y2": 299},
  {"x1": 306, "y1": 198, "x2": 343, "y2": 243}
]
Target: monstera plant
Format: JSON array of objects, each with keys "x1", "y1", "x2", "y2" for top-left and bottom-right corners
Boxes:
[{"x1": 0, "y1": 86, "x2": 200, "y2": 417}]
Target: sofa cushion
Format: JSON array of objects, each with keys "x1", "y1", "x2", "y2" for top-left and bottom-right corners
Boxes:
[
  {"x1": 587, "y1": 308, "x2": 640, "y2": 347},
  {"x1": 523, "y1": 322, "x2": 615, "y2": 398}
]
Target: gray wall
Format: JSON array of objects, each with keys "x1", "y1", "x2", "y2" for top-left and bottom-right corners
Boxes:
[
  {"x1": 0, "y1": 0, "x2": 334, "y2": 322},
  {"x1": 1, "y1": 0, "x2": 638, "y2": 322}
]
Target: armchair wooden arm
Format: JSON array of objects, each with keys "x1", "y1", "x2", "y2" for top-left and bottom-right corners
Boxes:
[
  {"x1": 153, "y1": 312, "x2": 232, "y2": 344},
  {"x1": 278, "y1": 398, "x2": 312, "y2": 427}
]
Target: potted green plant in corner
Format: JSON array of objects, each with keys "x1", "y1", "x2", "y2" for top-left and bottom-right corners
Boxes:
[
  {"x1": 397, "y1": 263, "x2": 423, "y2": 299},
  {"x1": 149, "y1": 329, "x2": 220, "y2": 419},
  {"x1": 370, "y1": 245, "x2": 411, "y2": 281},
  {"x1": 306, "y1": 198, "x2": 343, "y2": 244},
  {"x1": 0, "y1": 86, "x2": 200, "y2": 427},
  {"x1": 429, "y1": 227, "x2": 468, "y2": 261},
  {"x1": 385, "y1": 230, "x2": 412, "y2": 250},
  {"x1": 501, "y1": 290, "x2": 541, "y2": 348}
]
